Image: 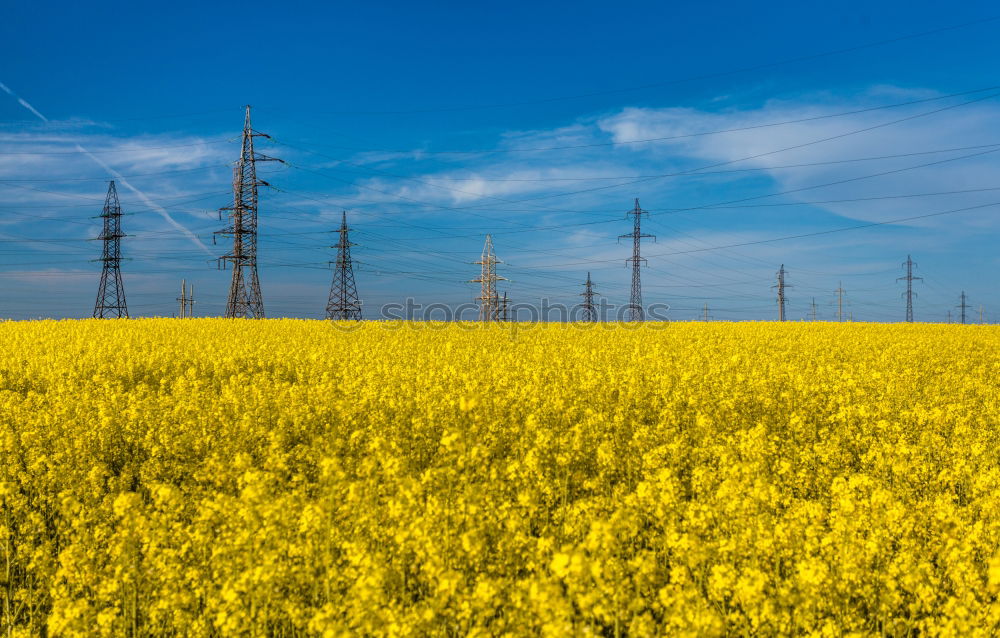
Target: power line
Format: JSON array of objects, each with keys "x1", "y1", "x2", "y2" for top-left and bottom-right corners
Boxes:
[
  {"x1": 508, "y1": 199, "x2": 1000, "y2": 269},
  {"x1": 0, "y1": 138, "x2": 234, "y2": 155},
  {"x1": 255, "y1": 15, "x2": 1000, "y2": 115},
  {"x1": 443, "y1": 89, "x2": 1000, "y2": 209},
  {"x1": 283, "y1": 140, "x2": 1000, "y2": 183},
  {"x1": 276, "y1": 87, "x2": 1000, "y2": 155}
]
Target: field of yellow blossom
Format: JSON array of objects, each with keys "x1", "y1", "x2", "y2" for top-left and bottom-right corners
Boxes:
[{"x1": 2, "y1": 318, "x2": 1000, "y2": 636}]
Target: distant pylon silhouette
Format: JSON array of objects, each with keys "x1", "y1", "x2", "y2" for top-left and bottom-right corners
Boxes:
[
  {"x1": 619, "y1": 198, "x2": 654, "y2": 321},
  {"x1": 897, "y1": 254, "x2": 922, "y2": 322},
  {"x1": 176, "y1": 279, "x2": 195, "y2": 318},
  {"x1": 215, "y1": 105, "x2": 280, "y2": 318},
  {"x1": 773, "y1": 264, "x2": 791, "y2": 321},
  {"x1": 326, "y1": 211, "x2": 362, "y2": 320},
  {"x1": 580, "y1": 272, "x2": 598, "y2": 321},
  {"x1": 472, "y1": 235, "x2": 505, "y2": 322},
  {"x1": 93, "y1": 180, "x2": 128, "y2": 318}
]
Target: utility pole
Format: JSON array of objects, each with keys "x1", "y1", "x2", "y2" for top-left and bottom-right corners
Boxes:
[
  {"x1": 93, "y1": 180, "x2": 128, "y2": 318},
  {"x1": 326, "y1": 211, "x2": 362, "y2": 320},
  {"x1": 809, "y1": 297, "x2": 818, "y2": 322},
  {"x1": 472, "y1": 235, "x2": 505, "y2": 322},
  {"x1": 215, "y1": 106, "x2": 280, "y2": 319},
  {"x1": 580, "y1": 272, "x2": 598, "y2": 322},
  {"x1": 897, "y1": 255, "x2": 922, "y2": 322},
  {"x1": 773, "y1": 264, "x2": 790, "y2": 321},
  {"x1": 958, "y1": 291, "x2": 969, "y2": 324},
  {"x1": 619, "y1": 198, "x2": 654, "y2": 321},
  {"x1": 835, "y1": 282, "x2": 846, "y2": 322},
  {"x1": 176, "y1": 279, "x2": 195, "y2": 318}
]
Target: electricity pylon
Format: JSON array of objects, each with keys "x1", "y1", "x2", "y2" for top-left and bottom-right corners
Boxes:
[
  {"x1": 809, "y1": 297, "x2": 818, "y2": 321},
  {"x1": 702, "y1": 303, "x2": 713, "y2": 321},
  {"x1": 958, "y1": 291, "x2": 969, "y2": 324},
  {"x1": 471, "y1": 235, "x2": 505, "y2": 322},
  {"x1": 835, "y1": 282, "x2": 847, "y2": 322},
  {"x1": 326, "y1": 211, "x2": 362, "y2": 320},
  {"x1": 980, "y1": 305, "x2": 986, "y2": 325},
  {"x1": 93, "y1": 180, "x2": 128, "y2": 318},
  {"x1": 215, "y1": 105, "x2": 280, "y2": 319},
  {"x1": 947, "y1": 310, "x2": 952, "y2": 323},
  {"x1": 580, "y1": 272, "x2": 598, "y2": 321},
  {"x1": 176, "y1": 280, "x2": 195, "y2": 318},
  {"x1": 897, "y1": 254, "x2": 922, "y2": 322},
  {"x1": 773, "y1": 264, "x2": 790, "y2": 321},
  {"x1": 619, "y1": 198, "x2": 654, "y2": 321},
  {"x1": 501, "y1": 292, "x2": 510, "y2": 322}
]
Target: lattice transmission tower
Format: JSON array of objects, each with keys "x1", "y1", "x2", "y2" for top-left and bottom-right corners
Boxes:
[
  {"x1": 215, "y1": 105, "x2": 280, "y2": 318},
  {"x1": 176, "y1": 279, "x2": 195, "y2": 318},
  {"x1": 580, "y1": 272, "x2": 598, "y2": 321},
  {"x1": 620, "y1": 198, "x2": 654, "y2": 321},
  {"x1": 958, "y1": 291, "x2": 969, "y2": 324},
  {"x1": 835, "y1": 282, "x2": 847, "y2": 322},
  {"x1": 326, "y1": 211, "x2": 362, "y2": 320},
  {"x1": 773, "y1": 264, "x2": 790, "y2": 321},
  {"x1": 897, "y1": 254, "x2": 922, "y2": 322},
  {"x1": 471, "y1": 235, "x2": 505, "y2": 322},
  {"x1": 93, "y1": 180, "x2": 128, "y2": 318}
]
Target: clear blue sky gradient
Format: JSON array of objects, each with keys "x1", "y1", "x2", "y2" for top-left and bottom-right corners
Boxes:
[{"x1": 1, "y1": 0, "x2": 998, "y2": 321}]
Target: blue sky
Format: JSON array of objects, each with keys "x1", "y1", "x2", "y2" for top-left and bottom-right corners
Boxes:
[{"x1": 1, "y1": 0, "x2": 999, "y2": 321}]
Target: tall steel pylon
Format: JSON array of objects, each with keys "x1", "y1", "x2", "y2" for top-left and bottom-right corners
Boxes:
[
  {"x1": 835, "y1": 282, "x2": 847, "y2": 322},
  {"x1": 326, "y1": 211, "x2": 362, "y2": 320},
  {"x1": 958, "y1": 291, "x2": 969, "y2": 324},
  {"x1": 176, "y1": 280, "x2": 195, "y2": 318},
  {"x1": 93, "y1": 180, "x2": 128, "y2": 318},
  {"x1": 215, "y1": 105, "x2": 280, "y2": 318},
  {"x1": 897, "y1": 254, "x2": 922, "y2": 322},
  {"x1": 619, "y1": 198, "x2": 654, "y2": 321},
  {"x1": 471, "y1": 234, "x2": 505, "y2": 322},
  {"x1": 580, "y1": 272, "x2": 598, "y2": 321},
  {"x1": 809, "y1": 297, "x2": 818, "y2": 321},
  {"x1": 773, "y1": 264, "x2": 790, "y2": 321}
]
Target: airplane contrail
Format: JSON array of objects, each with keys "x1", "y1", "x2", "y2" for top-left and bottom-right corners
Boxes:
[{"x1": 0, "y1": 81, "x2": 214, "y2": 255}]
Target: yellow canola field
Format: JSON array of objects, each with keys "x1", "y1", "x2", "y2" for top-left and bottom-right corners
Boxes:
[{"x1": 2, "y1": 319, "x2": 1000, "y2": 637}]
